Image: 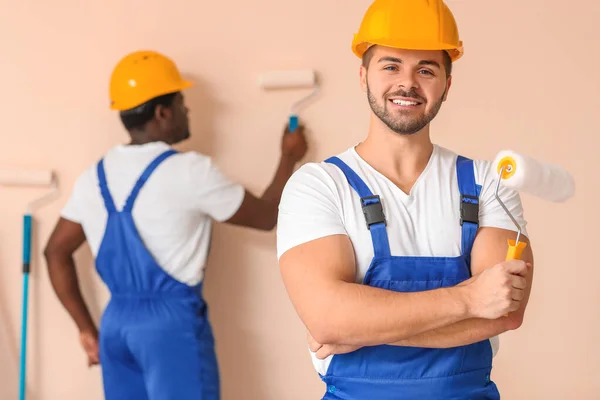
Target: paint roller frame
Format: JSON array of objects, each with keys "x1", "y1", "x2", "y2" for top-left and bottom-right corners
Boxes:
[
  {"x1": 258, "y1": 69, "x2": 320, "y2": 132},
  {"x1": 0, "y1": 168, "x2": 58, "y2": 400},
  {"x1": 493, "y1": 163, "x2": 528, "y2": 260},
  {"x1": 491, "y1": 150, "x2": 575, "y2": 261}
]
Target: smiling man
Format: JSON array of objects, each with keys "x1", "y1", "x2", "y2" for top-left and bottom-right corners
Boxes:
[{"x1": 276, "y1": 0, "x2": 534, "y2": 399}]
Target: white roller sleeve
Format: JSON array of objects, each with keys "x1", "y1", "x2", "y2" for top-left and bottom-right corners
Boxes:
[
  {"x1": 258, "y1": 69, "x2": 316, "y2": 89},
  {"x1": 0, "y1": 168, "x2": 54, "y2": 187},
  {"x1": 492, "y1": 150, "x2": 575, "y2": 203}
]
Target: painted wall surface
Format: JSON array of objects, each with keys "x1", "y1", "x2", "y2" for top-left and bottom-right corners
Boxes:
[{"x1": 1, "y1": 0, "x2": 598, "y2": 399}]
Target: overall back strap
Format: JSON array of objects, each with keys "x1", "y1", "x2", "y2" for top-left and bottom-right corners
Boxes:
[
  {"x1": 123, "y1": 149, "x2": 178, "y2": 212},
  {"x1": 96, "y1": 149, "x2": 178, "y2": 213},
  {"x1": 97, "y1": 159, "x2": 117, "y2": 213}
]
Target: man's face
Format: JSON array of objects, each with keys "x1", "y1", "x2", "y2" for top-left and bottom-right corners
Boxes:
[{"x1": 360, "y1": 46, "x2": 452, "y2": 135}]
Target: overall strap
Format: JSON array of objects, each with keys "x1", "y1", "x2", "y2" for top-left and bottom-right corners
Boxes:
[
  {"x1": 97, "y1": 159, "x2": 117, "y2": 213},
  {"x1": 123, "y1": 149, "x2": 178, "y2": 212},
  {"x1": 456, "y1": 155, "x2": 481, "y2": 261},
  {"x1": 325, "y1": 156, "x2": 391, "y2": 259}
]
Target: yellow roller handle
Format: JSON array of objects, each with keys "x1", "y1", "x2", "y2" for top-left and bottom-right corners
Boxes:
[
  {"x1": 503, "y1": 240, "x2": 528, "y2": 316},
  {"x1": 505, "y1": 239, "x2": 528, "y2": 261}
]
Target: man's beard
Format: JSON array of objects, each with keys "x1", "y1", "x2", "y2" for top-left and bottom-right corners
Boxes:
[{"x1": 367, "y1": 85, "x2": 445, "y2": 135}]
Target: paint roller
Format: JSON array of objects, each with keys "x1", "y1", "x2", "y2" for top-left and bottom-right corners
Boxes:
[
  {"x1": 491, "y1": 150, "x2": 575, "y2": 261},
  {"x1": 258, "y1": 69, "x2": 319, "y2": 132},
  {"x1": 0, "y1": 168, "x2": 58, "y2": 400}
]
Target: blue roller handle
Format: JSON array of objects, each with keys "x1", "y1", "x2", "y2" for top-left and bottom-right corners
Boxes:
[
  {"x1": 288, "y1": 115, "x2": 299, "y2": 133},
  {"x1": 19, "y1": 214, "x2": 32, "y2": 400}
]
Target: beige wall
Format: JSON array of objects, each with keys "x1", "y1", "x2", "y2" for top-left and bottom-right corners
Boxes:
[{"x1": 1, "y1": 0, "x2": 598, "y2": 399}]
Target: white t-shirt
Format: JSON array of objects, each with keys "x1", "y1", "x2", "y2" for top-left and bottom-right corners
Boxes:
[
  {"x1": 276, "y1": 143, "x2": 528, "y2": 375},
  {"x1": 61, "y1": 141, "x2": 245, "y2": 286}
]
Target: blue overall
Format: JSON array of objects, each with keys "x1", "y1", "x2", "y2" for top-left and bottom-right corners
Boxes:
[
  {"x1": 320, "y1": 155, "x2": 500, "y2": 400},
  {"x1": 95, "y1": 149, "x2": 220, "y2": 400}
]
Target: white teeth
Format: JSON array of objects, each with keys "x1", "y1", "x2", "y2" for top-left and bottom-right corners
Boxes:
[{"x1": 392, "y1": 99, "x2": 418, "y2": 106}]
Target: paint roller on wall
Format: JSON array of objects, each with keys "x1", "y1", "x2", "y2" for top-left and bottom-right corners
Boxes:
[
  {"x1": 258, "y1": 69, "x2": 319, "y2": 132},
  {"x1": 0, "y1": 168, "x2": 58, "y2": 400},
  {"x1": 490, "y1": 150, "x2": 576, "y2": 261}
]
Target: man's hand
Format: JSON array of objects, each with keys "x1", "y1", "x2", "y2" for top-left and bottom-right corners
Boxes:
[
  {"x1": 281, "y1": 124, "x2": 308, "y2": 163},
  {"x1": 461, "y1": 259, "x2": 531, "y2": 320},
  {"x1": 79, "y1": 329, "x2": 100, "y2": 367},
  {"x1": 307, "y1": 331, "x2": 361, "y2": 360}
]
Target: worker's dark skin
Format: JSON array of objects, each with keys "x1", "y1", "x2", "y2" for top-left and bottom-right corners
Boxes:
[{"x1": 43, "y1": 92, "x2": 308, "y2": 367}]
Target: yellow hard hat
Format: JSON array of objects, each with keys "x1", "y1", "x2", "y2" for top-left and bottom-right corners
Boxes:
[
  {"x1": 352, "y1": 0, "x2": 464, "y2": 62},
  {"x1": 109, "y1": 50, "x2": 193, "y2": 111}
]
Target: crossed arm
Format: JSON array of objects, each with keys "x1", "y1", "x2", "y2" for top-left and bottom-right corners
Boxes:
[
  {"x1": 279, "y1": 226, "x2": 534, "y2": 357},
  {"x1": 390, "y1": 227, "x2": 534, "y2": 349}
]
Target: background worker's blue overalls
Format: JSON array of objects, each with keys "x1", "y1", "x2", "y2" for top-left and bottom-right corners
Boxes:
[
  {"x1": 321, "y1": 155, "x2": 500, "y2": 400},
  {"x1": 95, "y1": 149, "x2": 220, "y2": 400}
]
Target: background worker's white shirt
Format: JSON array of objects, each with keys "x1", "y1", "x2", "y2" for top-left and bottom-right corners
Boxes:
[
  {"x1": 61, "y1": 141, "x2": 245, "y2": 286},
  {"x1": 276, "y1": 143, "x2": 529, "y2": 376}
]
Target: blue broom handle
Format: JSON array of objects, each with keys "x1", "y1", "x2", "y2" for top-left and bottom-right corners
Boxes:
[
  {"x1": 19, "y1": 214, "x2": 32, "y2": 400},
  {"x1": 23, "y1": 215, "x2": 31, "y2": 270}
]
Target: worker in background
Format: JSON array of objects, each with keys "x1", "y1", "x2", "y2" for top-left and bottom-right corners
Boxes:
[
  {"x1": 276, "y1": 0, "x2": 534, "y2": 398},
  {"x1": 43, "y1": 50, "x2": 307, "y2": 400}
]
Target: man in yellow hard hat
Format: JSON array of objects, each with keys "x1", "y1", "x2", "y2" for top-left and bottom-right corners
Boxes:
[
  {"x1": 43, "y1": 50, "x2": 307, "y2": 399},
  {"x1": 277, "y1": 0, "x2": 534, "y2": 398}
]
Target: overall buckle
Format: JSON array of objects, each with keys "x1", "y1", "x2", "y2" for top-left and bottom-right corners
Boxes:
[
  {"x1": 460, "y1": 194, "x2": 479, "y2": 225},
  {"x1": 361, "y1": 195, "x2": 386, "y2": 229}
]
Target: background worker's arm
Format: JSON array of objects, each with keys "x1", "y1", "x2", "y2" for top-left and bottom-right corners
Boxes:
[
  {"x1": 280, "y1": 232, "x2": 525, "y2": 347},
  {"x1": 224, "y1": 125, "x2": 307, "y2": 231},
  {"x1": 44, "y1": 218, "x2": 97, "y2": 337}
]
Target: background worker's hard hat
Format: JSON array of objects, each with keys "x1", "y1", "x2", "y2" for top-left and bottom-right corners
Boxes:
[
  {"x1": 352, "y1": 0, "x2": 464, "y2": 62},
  {"x1": 109, "y1": 50, "x2": 194, "y2": 111}
]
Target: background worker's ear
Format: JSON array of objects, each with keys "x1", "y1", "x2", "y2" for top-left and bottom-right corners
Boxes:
[{"x1": 154, "y1": 104, "x2": 174, "y2": 123}]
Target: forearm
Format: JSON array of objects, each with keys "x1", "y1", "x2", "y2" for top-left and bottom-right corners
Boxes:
[
  {"x1": 311, "y1": 318, "x2": 507, "y2": 360},
  {"x1": 261, "y1": 155, "x2": 296, "y2": 204},
  {"x1": 312, "y1": 305, "x2": 518, "y2": 360},
  {"x1": 310, "y1": 282, "x2": 472, "y2": 346},
  {"x1": 253, "y1": 155, "x2": 296, "y2": 229},
  {"x1": 46, "y1": 254, "x2": 97, "y2": 334},
  {"x1": 391, "y1": 234, "x2": 535, "y2": 349},
  {"x1": 389, "y1": 317, "x2": 511, "y2": 348},
  {"x1": 223, "y1": 154, "x2": 299, "y2": 231}
]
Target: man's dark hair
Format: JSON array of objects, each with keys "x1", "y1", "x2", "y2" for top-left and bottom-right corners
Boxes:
[
  {"x1": 119, "y1": 92, "x2": 178, "y2": 131},
  {"x1": 361, "y1": 46, "x2": 453, "y2": 77}
]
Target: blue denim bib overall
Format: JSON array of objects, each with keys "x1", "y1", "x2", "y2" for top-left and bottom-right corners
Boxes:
[
  {"x1": 320, "y1": 155, "x2": 500, "y2": 400},
  {"x1": 95, "y1": 149, "x2": 220, "y2": 400}
]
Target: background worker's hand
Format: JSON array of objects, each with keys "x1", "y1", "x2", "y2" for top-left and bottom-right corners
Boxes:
[
  {"x1": 281, "y1": 123, "x2": 308, "y2": 163},
  {"x1": 463, "y1": 259, "x2": 532, "y2": 319},
  {"x1": 79, "y1": 329, "x2": 100, "y2": 367},
  {"x1": 307, "y1": 331, "x2": 361, "y2": 360}
]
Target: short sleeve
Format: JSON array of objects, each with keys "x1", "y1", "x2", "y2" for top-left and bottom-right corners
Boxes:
[
  {"x1": 276, "y1": 163, "x2": 347, "y2": 259},
  {"x1": 189, "y1": 153, "x2": 245, "y2": 222},
  {"x1": 59, "y1": 172, "x2": 88, "y2": 224},
  {"x1": 476, "y1": 160, "x2": 529, "y2": 237}
]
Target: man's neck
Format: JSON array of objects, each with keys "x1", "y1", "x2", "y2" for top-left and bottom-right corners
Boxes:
[
  {"x1": 355, "y1": 117, "x2": 434, "y2": 194},
  {"x1": 128, "y1": 130, "x2": 162, "y2": 146}
]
